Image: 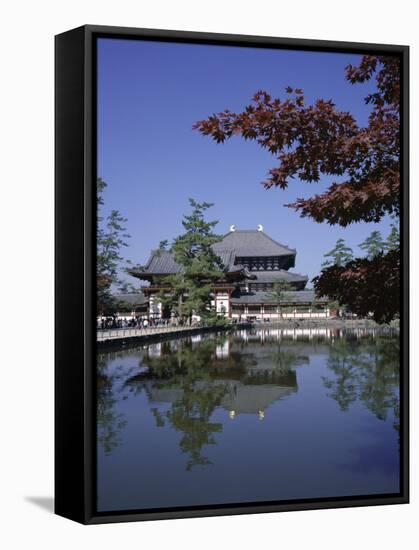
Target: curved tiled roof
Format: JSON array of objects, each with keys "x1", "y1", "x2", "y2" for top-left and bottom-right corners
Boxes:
[
  {"x1": 142, "y1": 251, "x2": 181, "y2": 274},
  {"x1": 211, "y1": 249, "x2": 238, "y2": 270},
  {"x1": 231, "y1": 290, "x2": 329, "y2": 305},
  {"x1": 213, "y1": 230, "x2": 296, "y2": 257},
  {"x1": 130, "y1": 249, "x2": 247, "y2": 277},
  {"x1": 250, "y1": 270, "x2": 308, "y2": 284},
  {"x1": 113, "y1": 292, "x2": 148, "y2": 306},
  {"x1": 130, "y1": 229, "x2": 303, "y2": 280}
]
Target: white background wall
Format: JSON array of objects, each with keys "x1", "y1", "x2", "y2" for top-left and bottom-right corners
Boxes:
[{"x1": 1, "y1": 1, "x2": 416, "y2": 548}]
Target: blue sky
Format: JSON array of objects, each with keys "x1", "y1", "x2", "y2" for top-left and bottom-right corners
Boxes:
[{"x1": 97, "y1": 38, "x2": 393, "y2": 284}]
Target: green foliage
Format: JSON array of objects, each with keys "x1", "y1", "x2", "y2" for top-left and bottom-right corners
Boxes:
[
  {"x1": 138, "y1": 339, "x2": 228, "y2": 470},
  {"x1": 202, "y1": 311, "x2": 232, "y2": 328},
  {"x1": 265, "y1": 279, "x2": 293, "y2": 318},
  {"x1": 359, "y1": 230, "x2": 386, "y2": 260},
  {"x1": 386, "y1": 222, "x2": 400, "y2": 252},
  {"x1": 97, "y1": 330, "x2": 400, "y2": 463},
  {"x1": 322, "y1": 333, "x2": 400, "y2": 429},
  {"x1": 125, "y1": 336, "x2": 304, "y2": 469},
  {"x1": 97, "y1": 178, "x2": 131, "y2": 314},
  {"x1": 316, "y1": 225, "x2": 400, "y2": 322},
  {"x1": 271, "y1": 347, "x2": 309, "y2": 372},
  {"x1": 117, "y1": 280, "x2": 137, "y2": 294},
  {"x1": 157, "y1": 199, "x2": 225, "y2": 322},
  {"x1": 322, "y1": 238, "x2": 354, "y2": 267},
  {"x1": 155, "y1": 240, "x2": 169, "y2": 256},
  {"x1": 327, "y1": 299, "x2": 342, "y2": 312},
  {"x1": 96, "y1": 353, "x2": 130, "y2": 454}
]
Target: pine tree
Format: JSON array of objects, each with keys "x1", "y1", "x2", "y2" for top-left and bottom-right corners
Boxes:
[
  {"x1": 322, "y1": 239, "x2": 354, "y2": 267},
  {"x1": 154, "y1": 240, "x2": 169, "y2": 257},
  {"x1": 266, "y1": 279, "x2": 293, "y2": 319},
  {"x1": 97, "y1": 178, "x2": 131, "y2": 314},
  {"x1": 359, "y1": 230, "x2": 386, "y2": 260},
  {"x1": 386, "y1": 223, "x2": 400, "y2": 252},
  {"x1": 158, "y1": 199, "x2": 225, "y2": 324},
  {"x1": 117, "y1": 280, "x2": 136, "y2": 293}
]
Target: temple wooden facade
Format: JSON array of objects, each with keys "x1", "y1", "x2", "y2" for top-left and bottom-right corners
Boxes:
[{"x1": 124, "y1": 226, "x2": 331, "y2": 321}]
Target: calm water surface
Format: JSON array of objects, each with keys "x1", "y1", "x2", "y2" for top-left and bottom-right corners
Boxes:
[{"x1": 97, "y1": 327, "x2": 400, "y2": 512}]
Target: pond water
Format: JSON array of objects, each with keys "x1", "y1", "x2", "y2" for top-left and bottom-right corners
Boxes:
[{"x1": 96, "y1": 327, "x2": 400, "y2": 512}]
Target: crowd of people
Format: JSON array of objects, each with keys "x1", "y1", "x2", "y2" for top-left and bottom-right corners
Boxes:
[{"x1": 97, "y1": 316, "x2": 172, "y2": 330}]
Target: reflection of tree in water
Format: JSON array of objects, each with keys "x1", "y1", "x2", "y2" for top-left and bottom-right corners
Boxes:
[
  {"x1": 97, "y1": 330, "x2": 400, "y2": 464},
  {"x1": 127, "y1": 339, "x2": 228, "y2": 470},
  {"x1": 97, "y1": 352, "x2": 133, "y2": 454},
  {"x1": 271, "y1": 345, "x2": 310, "y2": 373},
  {"x1": 322, "y1": 338, "x2": 360, "y2": 411},
  {"x1": 125, "y1": 336, "x2": 305, "y2": 470},
  {"x1": 356, "y1": 335, "x2": 400, "y2": 431},
  {"x1": 322, "y1": 333, "x2": 400, "y2": 431}
]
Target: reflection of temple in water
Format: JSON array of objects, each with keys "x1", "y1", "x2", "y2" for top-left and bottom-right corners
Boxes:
[
  {"x1": 135, "y1": 334, "x2": 304, "y2": 420},
  {"x1": 142, "y1": 375, "x2": 297, "y2": 421},
  {"x1": 122, "y1": 327, "x2": 398, "y2": 426},
  {"x1": 99, "y1": 327, "x2": 400, "y2": 474},
  {"x1": 220, "y1": 381, "x2": 296, "y2": 418},
  {"x1": 233, "y1": 326, "x2": 396, "y2": 343}
]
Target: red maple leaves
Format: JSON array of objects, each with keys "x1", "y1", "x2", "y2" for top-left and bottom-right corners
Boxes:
[
  {"x1": 193, "y1": 55, "x2": 400, "y2": 227},
  {"x1": 193, "y1": 55, "x2": 402, "y2": 321}
]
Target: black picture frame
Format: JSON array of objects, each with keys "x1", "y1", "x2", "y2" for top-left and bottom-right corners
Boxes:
[{"x1": 55, "y1": 24, "x2": 409, "y2": 524}]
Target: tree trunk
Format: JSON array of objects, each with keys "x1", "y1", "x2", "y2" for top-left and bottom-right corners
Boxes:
[{"x1": 178, "y1": 294, "x2": 183, "y2": 324}]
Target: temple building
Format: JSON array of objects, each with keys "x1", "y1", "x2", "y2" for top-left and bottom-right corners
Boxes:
[{"x1": 123, "y1": 225, "x2": 331, "y2": 321}]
